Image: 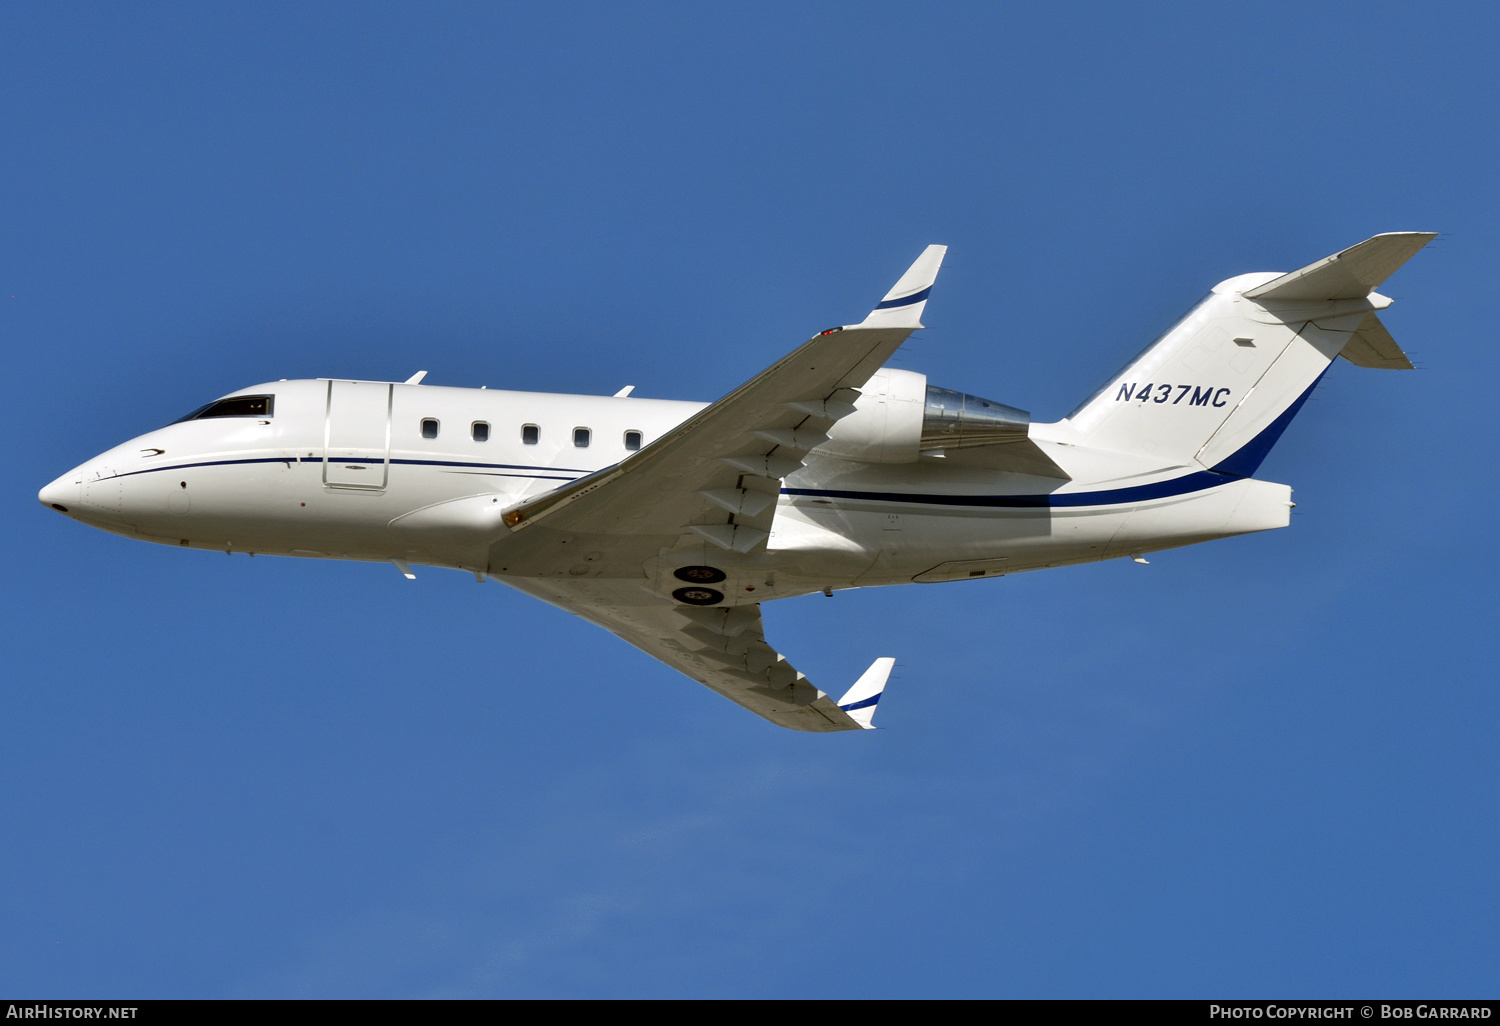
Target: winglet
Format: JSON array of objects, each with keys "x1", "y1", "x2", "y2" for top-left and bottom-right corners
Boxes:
[
  {"x1": 837, "y1": 657, "x2": 896, "y2": 729},
  {"x1": 857, "y1": 245, "x2": 947, "y2": 329}
]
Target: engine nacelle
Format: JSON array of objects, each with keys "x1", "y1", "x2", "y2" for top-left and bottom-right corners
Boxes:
[
  {"x1": 815, "y1": 368, "x2": 1032, "y2": 464},
  {"x1": 816, "y1": 368, "x2": 928, "y2": 463}
]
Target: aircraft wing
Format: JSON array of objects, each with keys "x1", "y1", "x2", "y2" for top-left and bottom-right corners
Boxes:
[
  {"x1": 505, "y1": 576, "x2": 893, "y2": 731},
  {"x1": 500, "y1": 245, "x2": 947, "y2": 548},
  {"x1": 488, "y1": 246, "x2": 942, "y2": 729}
]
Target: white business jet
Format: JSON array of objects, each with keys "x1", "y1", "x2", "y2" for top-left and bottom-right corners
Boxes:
[{"x1": 39, "y1": 233, "x2": 1433, "y2": 732}]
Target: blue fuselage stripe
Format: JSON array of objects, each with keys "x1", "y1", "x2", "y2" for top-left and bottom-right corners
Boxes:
[
  {"x1": 786, "y1": 469, "x2": 1235, "y2": 510},
  {"x1": 110, "y1": 456, "x2": 1242, "y2": 509},
  {"x1": 113, "y1": 455, "x2": 588, "y2": 481}
]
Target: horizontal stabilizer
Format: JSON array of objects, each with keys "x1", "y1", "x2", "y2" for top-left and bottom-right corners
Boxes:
[
  {"x1": 1339, "y1": 312, "x2": 1414, "y2": 370},
  {"x1": 836, "y1": 657, "x2": 895, "y2": 729},
  {"x1": 1245, "y1": 232, "x2": 1436, "y2": 301}
]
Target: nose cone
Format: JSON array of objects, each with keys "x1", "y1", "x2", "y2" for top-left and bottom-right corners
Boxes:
[{"x1": 39, "y1": 469, "x2": 83, "y2": 514}]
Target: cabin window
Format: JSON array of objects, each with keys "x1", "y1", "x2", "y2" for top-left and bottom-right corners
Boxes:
[
  {"x1": 472, "y1": 421, "x2": 490, "y2": 442},
  {"x1": 574, "y1": 427, "x2": 591, "y2": 448},
  {"x1": 174, "y1": 395, "x2": 275, "y2": 422},
  {"x1": 521, "y1": 424, "x2": 539, "y2": 445},
  {"x1": 624, "y1": 430, "x2": 642, "y2": 451},
  {"x1": 421, "y1": 418, "x2": 439, "y2": 439}
]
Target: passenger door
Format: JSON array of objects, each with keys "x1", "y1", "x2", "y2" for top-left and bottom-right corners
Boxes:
[{"x1": 323, "y1": 380, "x2": 391, "y2": 489}]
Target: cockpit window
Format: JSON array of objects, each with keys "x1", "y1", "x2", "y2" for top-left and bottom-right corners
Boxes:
[{"x1": 175, "y1": 395, "x2": 275, "y2": 422}]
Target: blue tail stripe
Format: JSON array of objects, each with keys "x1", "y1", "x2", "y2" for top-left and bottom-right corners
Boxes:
[{"x1": 1208, "y1": 370, "x2": 1327, "y2": 478}]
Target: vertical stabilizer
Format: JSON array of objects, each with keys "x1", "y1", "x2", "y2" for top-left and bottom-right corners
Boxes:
[{"x1": 1063, "y1": 233, "x2": 1434, "y2": 475}]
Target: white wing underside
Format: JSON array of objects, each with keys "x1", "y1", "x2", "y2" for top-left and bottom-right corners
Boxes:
[{"x1": 506, "y1": 576, "x2": 881, "y2": 731}]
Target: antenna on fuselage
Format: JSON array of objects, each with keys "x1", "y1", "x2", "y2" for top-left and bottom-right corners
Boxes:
[{"x1": 404, "y1": 370, "x2": 428, "y2": 385}]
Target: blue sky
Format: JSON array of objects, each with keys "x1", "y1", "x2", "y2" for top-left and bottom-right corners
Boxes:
[{"x1": 4, "y1": 2, "x2": 1497, "y2": 997}]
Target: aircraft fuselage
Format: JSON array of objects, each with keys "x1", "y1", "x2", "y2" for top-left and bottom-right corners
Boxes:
[{"x1": 39, "y1": 375, "x2": 1290, "y2": 602}]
